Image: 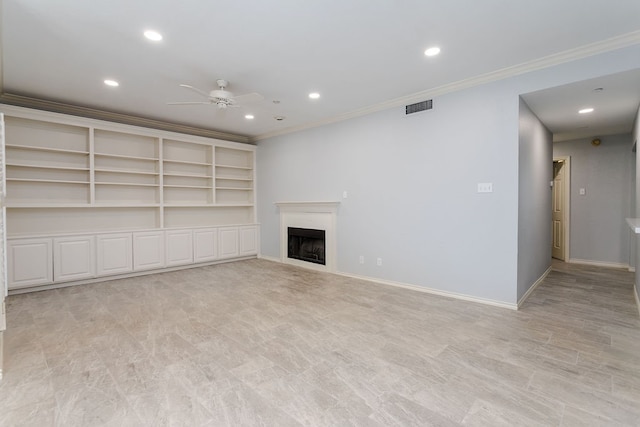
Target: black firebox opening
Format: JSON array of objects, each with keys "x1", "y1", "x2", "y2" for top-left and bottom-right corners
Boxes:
[{"x1": 288, "y1": 227, "x2": 326, "y2": 265}]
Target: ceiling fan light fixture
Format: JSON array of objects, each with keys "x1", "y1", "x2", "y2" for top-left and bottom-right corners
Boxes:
[{"x1": 144, "y1": 30, "x2": 163, "y2": 41}]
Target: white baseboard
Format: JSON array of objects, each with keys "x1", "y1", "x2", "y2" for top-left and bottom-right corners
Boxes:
[
  {"x1": 517, "y1": 266, "x2": 552, "y2": 309},
  {"x1": 257, "y1": 256, "x2": 517, "y2": 309},
  {"x1": 258, "y1": 254, "x2": 281, "y2": 263},
  {"x1": 569, "y1": 258, "x2": 630, "y2": 269},
  {"x1": 8, "y1": 256, "x2": 257, "y2": 295},
  {"x1": 336, "y1": 271, "x2": 518, "y2": 310}
]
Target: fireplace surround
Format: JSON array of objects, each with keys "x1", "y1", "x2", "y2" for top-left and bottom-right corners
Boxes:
[{"x1": 275, "y1": 201, "x2": 339, "y2": 272}]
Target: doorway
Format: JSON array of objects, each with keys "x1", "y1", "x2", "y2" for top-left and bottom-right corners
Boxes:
[{"x1": 552, "y1": 156, "x2": 570, "y2": 261}]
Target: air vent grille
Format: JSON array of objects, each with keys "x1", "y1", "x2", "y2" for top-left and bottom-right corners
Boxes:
[{"x1": 405, "y1": 99, "x2": 433, "y2": 115}]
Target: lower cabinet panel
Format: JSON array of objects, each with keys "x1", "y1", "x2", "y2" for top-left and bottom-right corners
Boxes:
[
  {"x1": 218, "y1": 227, "x2": 239, "y2": 259},
  {"x1": 165, "y1": 230, "x2": 194, "y2": 267},
  {"x1": 239, "y1": 226, "x2": 258, "y2": 256},
  {"x1": 53, "y1": 236, "x2": 96, "y2": 282},
  {"x1": 96, "y1": 233, "x2": 133, "y2": 276},
  {"x1": 133, "y1": 231, "x2": 165, "y2": 271},
  {"x1": 7, "y1": 238, "x2": 53, "y2": 289},
  {"x1": 193, "y1": 228, "x2": 218, "y2": 263}
]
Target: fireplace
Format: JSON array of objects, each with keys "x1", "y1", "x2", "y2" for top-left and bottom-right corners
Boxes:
[
  {"x1": 288, "y1": 227, "x2": 326, "y2": 265},
  {"x1": 276, "y1": 201, "x2": 339, "y2": 272}
]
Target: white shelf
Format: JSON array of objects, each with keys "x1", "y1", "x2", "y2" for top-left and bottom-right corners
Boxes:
[
  {"x1": 95, "y1": 182, "x2": 159, "y2": 188},
  {"x1": 216, "y1": 187, "x2": 252, "y2": 191},
  {"x1": 164, "y1": 203, "x2": 254, "y2": 208},
  {"x1": 7, "y1": 163, "x2": 90, "y2": 171},
  {"x1": 164, "y1": 185, "x2": 213, "y2": 189},
  {"x1": 216, "y1": 176, "x2": 252, "y2": 181},
  {"x1": 6, "y1": 144, "x2": 89, "y2": 155},
  {"x1": 95, "y1": 152, "x2": 158, "y2": 161},
  {"x1": 7, "y1": 178, "x2": 88, "y2": 185},
  {"x1": 164, "y1": 172, "x2": 213, "y2": 178},
  {"x1": 95, "y1": 168, "x2": 159, "y2": 176},
  {"x1": 216, "y1": 164, "x2": 252, "y2": 170},
  {"x1": 164, "y1": 159, "x2": 211, "y2": 166}
]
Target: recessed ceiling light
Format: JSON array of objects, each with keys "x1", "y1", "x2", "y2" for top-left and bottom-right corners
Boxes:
[
  {"x1": 309, "y1": 92, "x2": 320, "y2": 99},
  {"x1": 424, "y1": 47, "x2": 441, "y2": 57},
  {"x1": 104, "y1": 79, "x2": 119, "y2": 87},
  {"x1": 245, "y1": 114, "x2": 254, "y2": 120},
  {"x1": 144, "y1": 30, "x2": 163, "y2": 41},
  {"x1": 578, "y1": 108, "x2": 594, "y2": 114}
]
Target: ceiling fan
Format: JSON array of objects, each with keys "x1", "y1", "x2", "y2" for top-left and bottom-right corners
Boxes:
[{"x1": 167, "y1": 79, "x2": 263, "y2": 109}]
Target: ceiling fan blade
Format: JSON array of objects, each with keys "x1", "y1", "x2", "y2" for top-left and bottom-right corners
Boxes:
[
  {"x1": 167, "y1": 101, "x2": 212, "y2": 105},
  {"x1": 232, "y1": 92, "x2": 264, "y2": 104},
  {"x1": 179, "y1": 84, "x2": 211, "y2": 98}
]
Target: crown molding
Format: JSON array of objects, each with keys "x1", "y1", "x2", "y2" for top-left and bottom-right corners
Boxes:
[
  {"x1": 0, "y1": 93, "x2": 251, "y2": 144},
  {"x1": 252, "y1": 30, "x2": 640, "y2": 142}
]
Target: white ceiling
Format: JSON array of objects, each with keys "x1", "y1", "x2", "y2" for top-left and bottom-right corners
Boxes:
[{"x1": 2, "y1": 0, "x2": 640, "y2": 142}]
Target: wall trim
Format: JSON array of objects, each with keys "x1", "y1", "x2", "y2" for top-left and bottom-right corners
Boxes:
[
  {"x1": 517, "y1": 266, "x2": 552, "y2": 309},
  {"x1": 337, "y1": 271, "x2": 518, "y2": 310},
  {"x1": 635, "y1": 285, "x2": 640, "y2": 318},
  {"x1": 253, "y1": 30, "x2": 640, "y2": 142},
  {"x1": 258, "y1": 254, "x2": 281, "y2": 263},
  {"x1": 568, "y1": 258, "x2": 630, "y2": 269}
]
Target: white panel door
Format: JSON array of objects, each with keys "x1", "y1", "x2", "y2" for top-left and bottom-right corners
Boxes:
[
  {"x1": 133, "y1": 231, "x2": 165, "y2": 271},
  {"x1": 193, "y1": 228, "x2": 218, "y2": 263},
  {"x1": 218, "y1": 227, "x2": 239, "y2": 259},
  {"x1": 96, "y1": 233, "x2": 133, "y2": 276},
  {"x1": 53, "y1": 236, "x2": 96, "y2": 282},
  {"x1": 239, "y1": 226, "x2": 257, "y2": 256},
  {"x1": 7, "y1": 238, "x2": 53, "y2": 289},
  {"x1": 165, "y1": 229, "x2": 193, "y2": 267}
]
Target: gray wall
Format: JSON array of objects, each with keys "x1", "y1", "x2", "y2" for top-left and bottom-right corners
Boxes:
[
  {"x1": 517, "y1": 99, "x2": 553, "y2": 302},
  {"x1": 257, "y1": 44, "x2": 640, "y2": 306},
  {"x1": 553, "y1": 134, "x2": 633, "y2": 266}
]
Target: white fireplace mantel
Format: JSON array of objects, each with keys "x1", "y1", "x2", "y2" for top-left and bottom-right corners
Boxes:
[
  {"x1": 275, "y1": 201, "x2": 340, "y2": 211},
  {"x1": 276, "y1": 201, "x2": 339, "y2": 272}
]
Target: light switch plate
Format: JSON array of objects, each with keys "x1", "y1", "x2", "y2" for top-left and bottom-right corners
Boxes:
[{"x1": 477, "y1": 183, "x2": 493, "y2": 193}]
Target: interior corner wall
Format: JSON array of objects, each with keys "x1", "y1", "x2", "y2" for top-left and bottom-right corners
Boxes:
[
  {"x1": 517, "y1": 98, "x2": 552, "y2": 301},
  {"x1": 257, "y1": 44, "x2": 640, "y2": 307},
  {"x1": 553, "y1": 134, "x2": 633, "y2": 266}
]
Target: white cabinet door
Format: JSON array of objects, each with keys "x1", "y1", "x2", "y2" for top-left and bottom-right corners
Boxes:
[
  {"x1": 193, "y1": 228, "x2": 218, "y2": 263},
  {"x1": 165, "y1": 229, "x2": 193, "y2": 267},
  {"x1": 218, "y1": 227, "x2": 239, "y2": 259},
  {"x1": 239, "y1": 226, "x2": 258, "y2": 256},
  {"x1": 7, "y1": 238, "x2": 53, "y2": 289},
  {"x1": 96, "y1": 233, "x2": 132, "y2": 276},
  {"x1": 53, "y1": 235, "x2": 96, "y2": 282},
  {"x1": 133, "y1": 231, "x2": 165, "y2": 271}
]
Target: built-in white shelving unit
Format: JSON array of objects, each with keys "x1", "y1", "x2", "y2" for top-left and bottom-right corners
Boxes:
[{"x1": 1, "y1": 105, "x2": 258, "y2": 291}]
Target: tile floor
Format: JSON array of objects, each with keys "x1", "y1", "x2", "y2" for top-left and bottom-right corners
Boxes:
[{"x1": 1, "y1": 259, "x2": 639, "y2": 426}]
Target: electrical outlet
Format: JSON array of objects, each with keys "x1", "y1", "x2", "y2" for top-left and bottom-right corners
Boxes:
[
  {"x1": 359, "y1": 255, "x2": 364, "y2": 264},
  {"x1": 377, "y1": 257, "x2": 382, "y2": 266}
]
